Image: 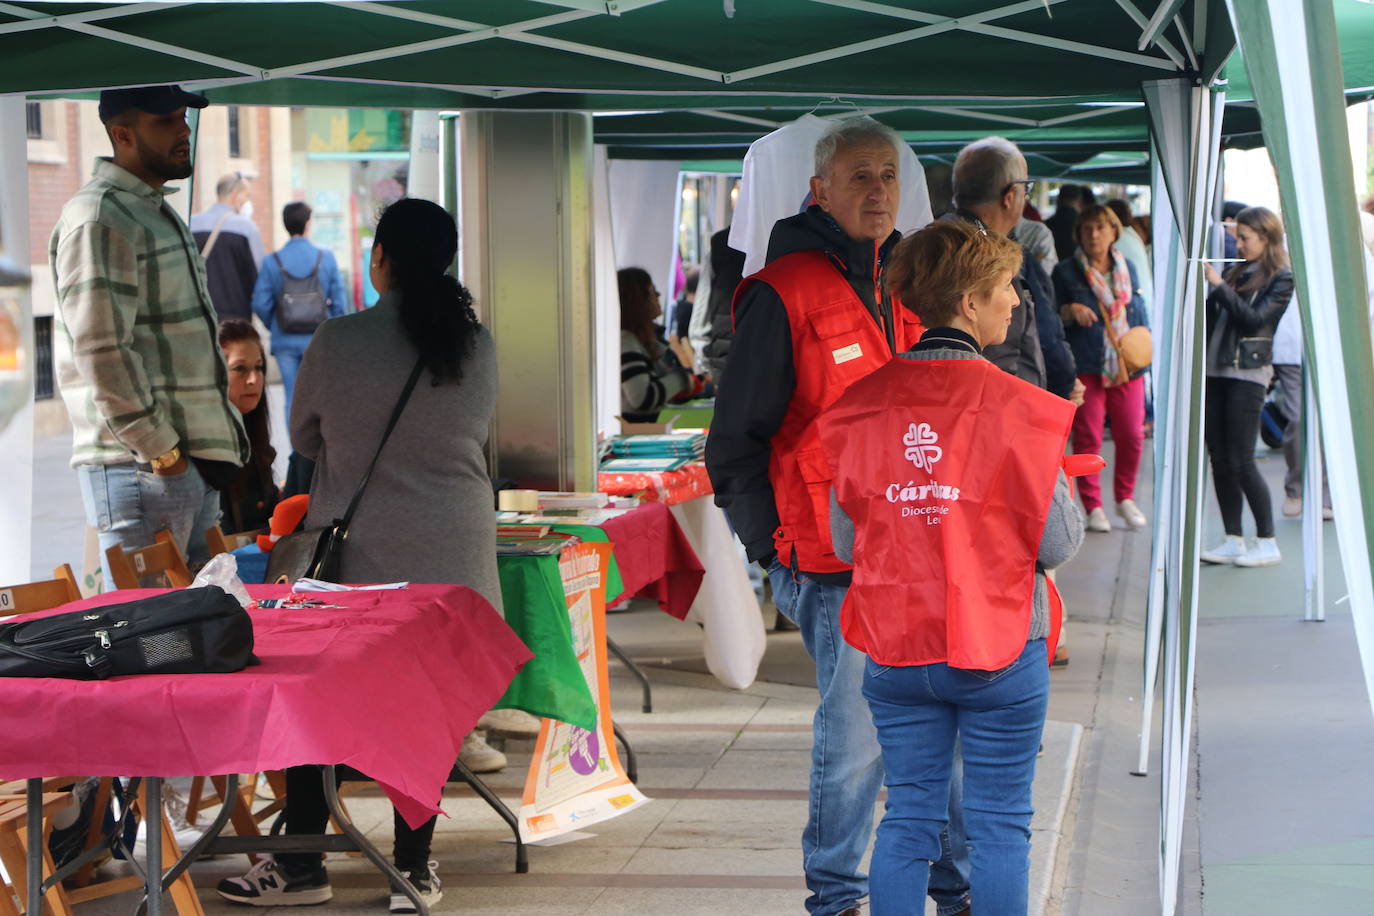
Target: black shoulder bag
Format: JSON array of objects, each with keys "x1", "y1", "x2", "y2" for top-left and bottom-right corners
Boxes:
[{"x1": 266, "y1": 358, "x2": 425, "y2": 585}]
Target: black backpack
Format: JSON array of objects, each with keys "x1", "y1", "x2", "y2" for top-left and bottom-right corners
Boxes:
[
  {"x1": 0, "y1": 586, "x2": 258, "y2": 680},
  {"x1": 274, "y1": 251, "x2": 330, "y2": 334}
]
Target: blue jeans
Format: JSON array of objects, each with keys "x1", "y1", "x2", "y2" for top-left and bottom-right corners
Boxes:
[
  {"x1": 768, "y1": 559, "x2": 971, "y2": 916},
  {"x1": 274, "y1": 344, "x2": 305, "y2": 422},
  {"x1": 863, "y1": 639, "x2": 1049, "y2": 916},
  {"x1": 78, "y1": 462, "x2": 221, "y2": 582}
]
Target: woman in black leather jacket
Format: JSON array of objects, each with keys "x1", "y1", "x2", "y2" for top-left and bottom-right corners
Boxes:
[{"x1": 1200, "y1": 206, "x2": 1294, "y2": 568}]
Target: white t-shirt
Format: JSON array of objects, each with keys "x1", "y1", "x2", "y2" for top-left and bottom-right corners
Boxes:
[
  {"x1": 1273, "y1": 247, "x2": 1374, "y2": 365},
  {"x1": 728, "y1": 115, "x2": 934, "y2": 278}
]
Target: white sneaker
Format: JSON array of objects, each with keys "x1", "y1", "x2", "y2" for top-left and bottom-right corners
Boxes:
[
  {"x1": 458, "y1": 730, "x2": 507, "y2": 773},
  {"x1": 478, "y1": 707, "x2": 542, "y2": 738},
  {"x1": 390, "y1": 861, "x2": 443, "y2": 913},
  {"x1": 1235, "y1": 537, "x2": 1282, "y2": 567},
  {"x1": 216, "y1": 857, "x2": 333, "y2": 906},
  {"x1": 1117, "y1": 499, "x2": 1147, "y2": 528},
  {"x1": 132, "y1": 786, "x2": 209, "y2": 858},
  {"x1": 1200, "y1": 535, "x2": 1247, "y2": 565},
  {"x1": 1323, "y1": 506, "x2": 1335, "y2": 521},
  {"x1": 1086, "y1": 507, "x2": 1111, "y2": 532},
  {"x1": 1282, "y1": 496, "x2": 1302, "y2": 518}
]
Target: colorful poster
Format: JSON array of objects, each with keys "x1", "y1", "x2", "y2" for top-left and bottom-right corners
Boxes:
[{"x1": 518, "y1": 541, "x2": 649, "y2": 841}]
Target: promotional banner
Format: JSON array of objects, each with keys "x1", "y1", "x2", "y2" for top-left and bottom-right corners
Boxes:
[{"x1": 518, "y1": 541, "x2": 648, "y2": 842}]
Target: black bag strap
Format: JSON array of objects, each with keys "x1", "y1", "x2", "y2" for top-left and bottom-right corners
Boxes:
[
  {"x1": 273, "y1": 251, "x2": 325, "y2": 281},
  {"x1": 337, "y1": 357, "x2": 425, "y2": 530}
]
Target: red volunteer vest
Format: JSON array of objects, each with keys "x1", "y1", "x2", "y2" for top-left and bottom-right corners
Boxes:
[
  {"x1": 738, "y1": 249, "x2": 923, "y2": 574},
  {"x1": 817, "y1": 357, "x2": 1075, "y2": 670}
]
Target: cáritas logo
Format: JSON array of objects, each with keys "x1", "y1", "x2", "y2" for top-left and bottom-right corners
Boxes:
[{"x1": 903, "y1": 422, "x2": 942, "y2": 472}]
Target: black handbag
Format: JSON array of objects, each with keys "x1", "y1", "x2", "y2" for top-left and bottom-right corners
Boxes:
[
  {"x1": 265, "y1": 358, "x2": 424, "y2": 585},
  {"x1": 1236, "y1": 336, "x2": 1273, "y2": 370},
  {"x1": 0, "y1": 586, "x2": 257, "y2": 680}
]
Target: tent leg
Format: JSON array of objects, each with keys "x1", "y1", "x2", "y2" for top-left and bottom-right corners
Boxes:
[{"x1": 1302, "y1": 363, "x2": 1325, "y2": 622}]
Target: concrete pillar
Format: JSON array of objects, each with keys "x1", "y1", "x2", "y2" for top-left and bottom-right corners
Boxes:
[
  {"x1": 459, "y1": 111, "x2": 597, "y2": 491},
  {"x1": 0, "y1": 97, "x2": 35, "y2": 582}
]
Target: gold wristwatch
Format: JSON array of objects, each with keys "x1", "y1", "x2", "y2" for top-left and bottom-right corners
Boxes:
[{"x1": 150, "y1": 445, "x2": 182, "y2": 471}]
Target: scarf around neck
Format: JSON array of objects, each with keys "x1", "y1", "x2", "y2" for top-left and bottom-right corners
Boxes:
[{"x1": 1076, "y1": 246, "x2": 1132, "y2": 385}]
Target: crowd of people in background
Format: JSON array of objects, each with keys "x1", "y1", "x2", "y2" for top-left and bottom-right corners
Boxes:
[{"x1": 49, "y1": 78, "x2": 1338, "y2": 916}]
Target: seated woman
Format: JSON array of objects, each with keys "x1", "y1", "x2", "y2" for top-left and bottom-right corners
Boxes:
[
  {"x1": 819, "y1": 220, "x2": 1085, "y2": 915},
  {"x1": 618, "y1": 266, "x2": 698, "y2": 422},
  {"x1": 218, "y1": 199, "x2": 500, "y2": 913},
  {"x1": 218, "y1": 319, "x2": 279, "y2": 533}
]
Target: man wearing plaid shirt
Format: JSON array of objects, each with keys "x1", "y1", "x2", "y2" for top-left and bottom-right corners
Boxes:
[{"x1": 51, "y1": 85, "x2": 249, "y2": 577}]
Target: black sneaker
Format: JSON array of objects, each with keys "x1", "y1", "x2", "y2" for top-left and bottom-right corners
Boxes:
[
  {"x1": 216, "y1": 857, "x2": 333, "y2": 906},
  {"x1": 389, "y1": 860, "x2": 443, "y2": 913}
]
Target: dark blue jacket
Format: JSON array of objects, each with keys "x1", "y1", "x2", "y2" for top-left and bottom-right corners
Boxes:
[
  {"x1": 1052, "y1": 256, "x2": 1148, "y2": 378},
  {"x1": 1022, "y1": 253, "x2": 1077, "y2": 399}
]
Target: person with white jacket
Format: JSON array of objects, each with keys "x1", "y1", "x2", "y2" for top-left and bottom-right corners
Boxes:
[{"x1": 1273, "y1": 243, "x2": 1374, "y2": 519}]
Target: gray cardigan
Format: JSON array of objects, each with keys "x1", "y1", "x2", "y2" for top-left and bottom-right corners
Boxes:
[
  {"x1": 290, "y1": 292, "x2": 502, "y2": 611},
  {"x1": 828, "y1": 345, "x2": 1085, "y2": 646}
]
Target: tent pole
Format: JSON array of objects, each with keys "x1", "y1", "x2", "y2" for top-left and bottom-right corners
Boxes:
[
  {"x1": 0, "y1": 97, "x2": 35, "y2": 583},
  {"x1": 1142, "y1": 78, "x2": 1223, "y2": 916},
  {"x1": 1227, "y1": 0, "x2": 1374, "y2": 717},
  {"x1": 1135, "y1": 139, "x2": 1182, "y2": 778},
  {"x1": 1302, "y1": 361, "x2": 1325, "y2": 622}
]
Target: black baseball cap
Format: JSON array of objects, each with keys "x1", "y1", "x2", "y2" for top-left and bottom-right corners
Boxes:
[{"x1": 98, "y1": 85, "x2": 208, "y2": 123}]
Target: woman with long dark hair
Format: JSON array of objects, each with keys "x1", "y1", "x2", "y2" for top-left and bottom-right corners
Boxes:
[
  {"x1": 1201, "y1": 206, "x2": 1294, "y2": 568},
  {"x1": 619, "y1": 266, "x2": 694, "y2": 422},
  {"x1": 217, "y1": 319, "x2": 278, "y2": 533},
  {"x1": 217, "y1": 199, "x2": 498, "y2": 913}
]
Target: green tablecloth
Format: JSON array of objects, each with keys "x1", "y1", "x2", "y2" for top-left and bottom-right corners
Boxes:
[
  {"x1": 494, "y1": 554, "x2": 595, "y2": 730},
  {"x1": 491, "y1": 526, "x2": 625, "y2": 731}
]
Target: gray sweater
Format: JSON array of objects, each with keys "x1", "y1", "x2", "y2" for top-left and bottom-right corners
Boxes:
[
  {"x1": 290, "y1": 292, "x2": 502, "y2": 611},
  {"x1": 828, "y1": 345, "x2": 1085, "y2": 647}
]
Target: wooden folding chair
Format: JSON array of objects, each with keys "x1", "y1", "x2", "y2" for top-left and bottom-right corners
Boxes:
[
  {"x1": 204, "y1": 525, "x2": 265, "y2": 557},
  {"x1": 0, "y1": 569, "x2": 200, "y2": 913},
  {"x1": 182, "y1": 772, "x2": 288, "y2": 866},
  {"x1": 0, "y1": 565, "x2": 80, "y2": 618},
  {"x1": 0, "y1": 789, "x2": 76, "y2": 916},
  {"x1": 104, "y1": 531, "x2": 192, "y2": 590}
]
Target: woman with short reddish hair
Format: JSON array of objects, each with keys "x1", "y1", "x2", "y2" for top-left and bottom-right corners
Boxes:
[{"x1": 822, "y1": 220, "x2": 1085, "y2": 915}]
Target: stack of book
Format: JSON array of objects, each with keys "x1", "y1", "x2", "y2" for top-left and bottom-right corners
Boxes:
[
  {"x1": 600, "y1": 433, "x2": 706, "y2": 472},
  {"x1": 495, "y1": 525, "x2": 580, "y2": 556}
]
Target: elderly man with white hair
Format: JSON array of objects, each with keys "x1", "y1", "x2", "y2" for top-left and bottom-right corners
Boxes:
[{"x1": 707, "y1": 116, "x2": 971, "y2": 916}]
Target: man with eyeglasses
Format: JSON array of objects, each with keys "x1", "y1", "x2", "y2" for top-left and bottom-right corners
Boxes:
[
  {"x1": 192, "y1": 170, "x2": 266, "y2": 321},
  {"x1": 948, "y1": 138, "x2": 1081, "y2": 404}
]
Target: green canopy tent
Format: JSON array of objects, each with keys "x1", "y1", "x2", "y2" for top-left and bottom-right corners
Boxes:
[{"x1": 2, "y1": 3, "x2": 1373, "y2": 912}]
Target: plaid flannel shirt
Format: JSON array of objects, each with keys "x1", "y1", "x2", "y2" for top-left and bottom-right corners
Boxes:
[{"x1": 50, "y1": 159, "x2": 248, "y2": 468}]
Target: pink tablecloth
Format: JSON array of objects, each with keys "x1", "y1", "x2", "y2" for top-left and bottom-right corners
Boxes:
[
  {"x1": 599, "y1": 501, "x2": 704, "y2": 620},
  {"x1": 0, "y1": 584, "x2": 532, "y2": 828}
]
